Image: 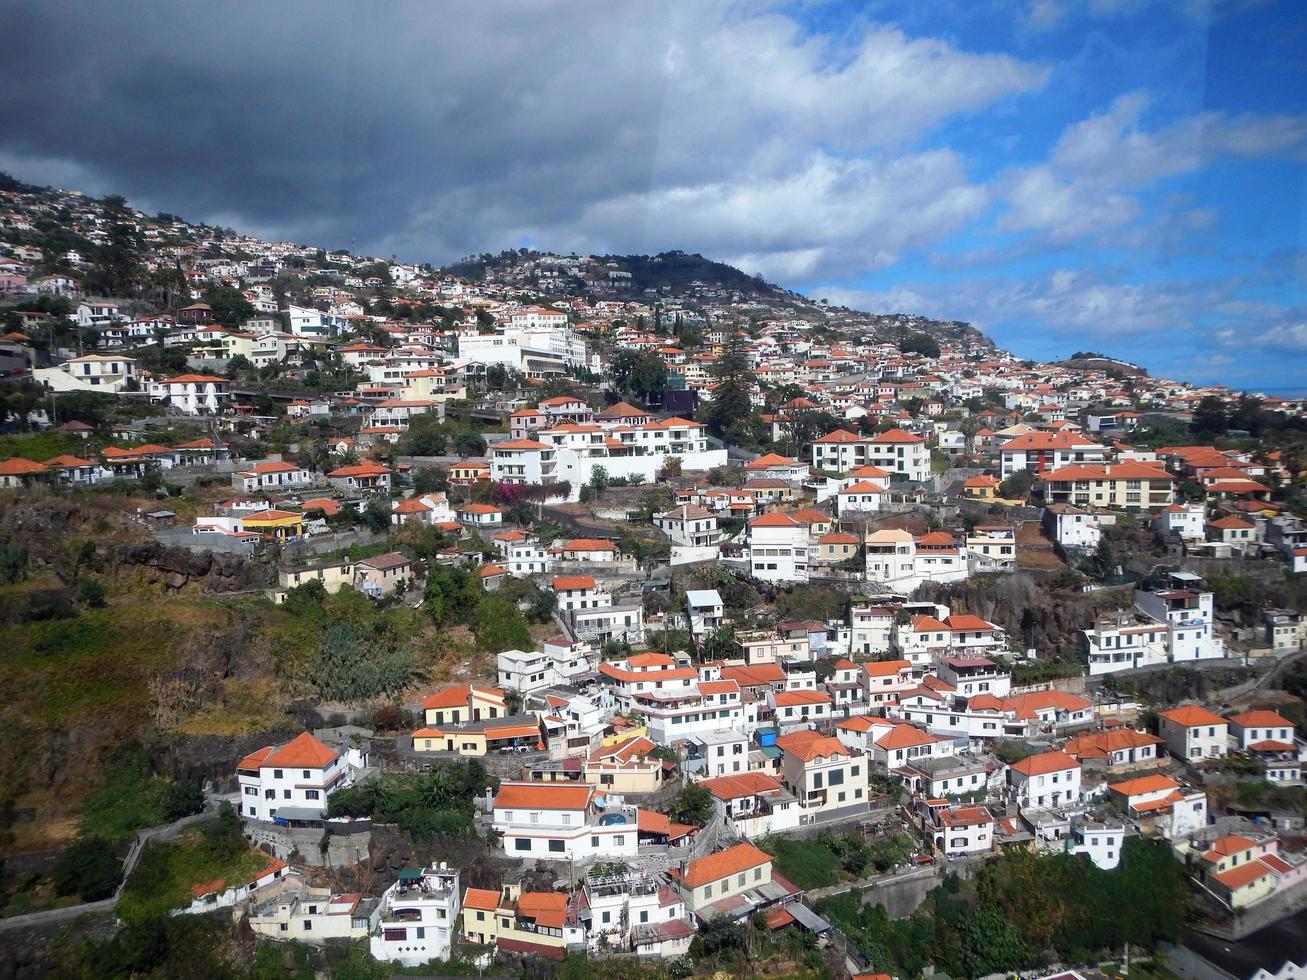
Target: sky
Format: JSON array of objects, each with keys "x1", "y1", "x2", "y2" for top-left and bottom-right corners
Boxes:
[{"x1": 2, "y1": 0, "x2": 1305, "y2": 388}]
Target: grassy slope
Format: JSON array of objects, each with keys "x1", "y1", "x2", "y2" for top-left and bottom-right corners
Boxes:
[{"x1": 117, "y1": 827, "x2": 270, "y2": 922}]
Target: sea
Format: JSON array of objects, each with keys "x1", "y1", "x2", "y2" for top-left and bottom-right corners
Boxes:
[{"x1": 1256, "y1": 388, "x2": 1307, "y2": 398}]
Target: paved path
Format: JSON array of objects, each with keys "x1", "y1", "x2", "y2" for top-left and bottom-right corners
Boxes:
[{"x1": 0, "y1": 809, "x2": 217, "y2": 933}]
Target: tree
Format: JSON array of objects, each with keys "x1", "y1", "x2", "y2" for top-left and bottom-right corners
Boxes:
[
  {"x1": 472, "y1": 596, "x2": 532, "y2": 652},
  {"x1": 1192, "y1": 395, "x2": 1229, "y2": 436},
  {"x1": 997, "y1": 468, "x2": 1035, "y2": 501},
  {"x1": 52, "y1": 836, "x2": 122, "y2": 901},
  {"x1": 399, "y1": 412, "x2": 447, "y2": 456},
  {"x1": 610, "y1": 349, "x2": 668, "y2": 405},
  {"x1": 84, "y1": 195, "x2": 143, "y2": 298},
  {"x1": 702, "y1": 332, "x2": 753, "y2": 437},
  {"x1": 665, "y1": 784, "x2": 713, "y2": 825},
  {"x1": 202, "y1": 284, "x2": 256, "y2": 327},
  {"x1": 898, "y1": 332, "x2": 941, "y2": 359},
  {"x1": 424, "y1": 565, "x2": 480, "y2": 626},
  {"x1": 588, "y1": 465, "x2": 609, "y2": 499}
]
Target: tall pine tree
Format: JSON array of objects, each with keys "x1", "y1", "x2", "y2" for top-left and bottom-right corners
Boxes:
[{"x1": 703, "y1": 331, "x2": 753, "y2": 436}]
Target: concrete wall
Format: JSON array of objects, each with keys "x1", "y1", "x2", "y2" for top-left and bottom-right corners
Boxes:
[{"x1": 246, "y1": 822, "x2": 373, "y2": 869}]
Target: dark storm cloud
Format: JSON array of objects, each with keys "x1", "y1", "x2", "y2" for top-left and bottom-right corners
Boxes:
[{"x1": 0, "y1": 1, "x2": 1044, "y2": 270}]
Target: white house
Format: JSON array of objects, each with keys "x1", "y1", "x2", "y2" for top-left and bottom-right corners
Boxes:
[
  {"x1": 235, "y1": 732, "x2": 366, "y2": 823},
  {"x1": 1007, "y1": 751, "x2": 1082, "y2": 809},
  {"x1": 233, "y1": 460, "x2": 313, "y2": 494},
  {"x1": 36, "y1": 354, "x2": 137, "y2": 393},
  {"x1": 1158, "y1": 705, "x2": 1229, "y2": 761},
  {"x1": 747, "y1": 512, "x2": 810, "y2": 583},
  {"x1": 491, "y1": 782, "x2": 640, "y2": 862},
  {"x1": 656, "y1": 504, "x2": 721, "y2": 548},
  {"x1": 685, "y1": 589, "x2": 724, "y2": 640},
  {"x1": 158, "y1": 373, "x2": 230, "y2": 414},
  {"x1": 369, "y1": 865, "x2": 461, "y2": 967}
]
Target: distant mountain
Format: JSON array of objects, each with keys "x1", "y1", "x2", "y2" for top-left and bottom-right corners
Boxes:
[
  {"x1": 441, "y1": 248, "x2": 788, "y2": 299},
  {"x1": 1054, "y1": 353, "x2": 1147, "y2": 377}
]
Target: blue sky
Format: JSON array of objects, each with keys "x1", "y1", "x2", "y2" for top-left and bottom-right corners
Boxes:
[
  {"x1": 793, "y1": 0, "x2": 1307, "y2": 389},
  {"x1": 2, "y1": 0, "x2": 1303, "y2": 388}
]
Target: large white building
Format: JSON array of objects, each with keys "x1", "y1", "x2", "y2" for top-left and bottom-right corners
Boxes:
[
  {"x1": 599, "y1": 653, "x2": 744, "y2": 743},
  {"x1": 496, "y1": 641, "x2": 594, "y2": 694},
  {"x1": 155, "y1": 373, "x2": 231, "y2": 414},
  {"x1": 998, "y1": 431, "x2": 1106, "y2": 478},
  {"x1": 457, "y1": 325, "x2": 586, "y2": 375},
  {"x1": 36, "y1": 354, "x2": 138, "y2": 394},
  {"x1": 491, "y1": 782, "x2": 640, "y2": 862},
  {"x1": 1082, "y1": 571, "x2": 1222, "y2": 675},
  {"x1": 811, "y1": 427, "x2": 930, "y2": 482},
  {"x1": 746, "y1": 512, "x2": 810, "y2": 583},
  {"x1": 369, "y1": 865, "x2": 461, "y2": 967},
  {"x1": 235, "y1": 732, "x2": 367, "y2": 823}
]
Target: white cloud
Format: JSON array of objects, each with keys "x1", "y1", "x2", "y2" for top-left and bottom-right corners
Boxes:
[
  {"x1": 1252, "y1": 322, "x2": 1307, "y2": 350},
  {"x1": 995, "y1": 93, "x2": 1307, "y2": 243},
  {"x1": 0, "y1": 1, "x2": 1049, "y2": 279}
]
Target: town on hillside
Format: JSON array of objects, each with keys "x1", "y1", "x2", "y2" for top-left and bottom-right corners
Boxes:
[{"x1": 2, "y1": 176, "x2": 1307, "y2": 980}]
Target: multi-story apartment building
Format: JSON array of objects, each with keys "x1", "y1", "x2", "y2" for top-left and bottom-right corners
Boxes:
[
  {"x1": 491, "y1": 782, "x2": 640, "y2": 862},
  {"x1": 746, "y1": 512, "x2": 810, "y2": 583},
  {"x1": 1039, "y1": 462, "x2": 1175, "y2": 510},
  {"x1": 776, "y1": 730, "x2": 868, "y2": 819},
  {"x1": 1082, "y1": 571, "x2": 1222, "y2": 674},
  {"x1": 599, "y1": 654, "x2": 744, "y2": 743},
  {"x1": 811, "y1": 427, "x2": 930, "y2": 481},
  {"x1": 998, "y1": 431, "x2": 1105, "y2": 477},
  {"x1": 370, "y1": 865, "x2": 461, "y2": 967}
]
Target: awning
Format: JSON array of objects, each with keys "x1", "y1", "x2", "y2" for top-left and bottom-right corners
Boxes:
[{"x1": 783, "y1": 902, "x2": 832, "y2": 934}]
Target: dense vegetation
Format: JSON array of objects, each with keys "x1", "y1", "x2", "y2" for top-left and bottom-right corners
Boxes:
[
  {"x1": 326, "y1": 760, "x2": 497, "y2": 840},
  {"x1": 762, "y1": 830, "x2": 915, "y2": 889},
  {"x1": 117, "y1": 804, "x2": 263, "y2": 923},
  {"x1": 819, "y1": 837, "x2": 1190, "y2": 977}
]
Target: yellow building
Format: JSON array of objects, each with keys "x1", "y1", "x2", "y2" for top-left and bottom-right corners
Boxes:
[
  {"x1": 278, "y1": 558, "x2": 354, "y2": 594},
  {"x1": 964, "y1": 474, "x2": 1000, "y2": 500},
  {"x1": 420, "y1": 685, "x2": 507, "y2": 726},
  {"x1": 411, "y1": 718, "x2": 542, "y2": 756},
  {"x1": 242, "y1": 509, "x2": 304, "y2": 540},
  {"x1": 1039, "y1": 462, "x2": 1175, "y2": 510},
  {"x1": 584, "y1": 736, "x2": 669, "y2": 794},
  {"x1": 462, "y1": 885, "x2": 572, "y2": 957},
  {"x1": 668, "y1": 841, "x2": 794, "y2": 920}
]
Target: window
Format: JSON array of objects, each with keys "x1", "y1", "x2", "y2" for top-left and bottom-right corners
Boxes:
[
  {"x1": 515, "y1": 838, "x2": 531, "y2": 851},
  {"x1": 548, "y1": 839, "x2": 565, "y2": 852},
  {"x1": 304, "y1": 790, "x2": 319, "y2": 800}
]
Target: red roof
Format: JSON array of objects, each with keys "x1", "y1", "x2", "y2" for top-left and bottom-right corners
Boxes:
[
  {"x1": 1010, "y1": 750, "x2": 1079, "y2": 777},
  {"x1": 238, "y1": 732, "x2": 337, "y2": 771},
  {"x1": 668, "y1": 841, "x2": 772, "y2": 888},
  {"x1": 553, "y1": 575, "x2": 597, "y2": 591}
]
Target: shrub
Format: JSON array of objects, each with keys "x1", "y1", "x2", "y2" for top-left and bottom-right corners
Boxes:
[
  {"x1": 77, "y1": 578, "x2": 107, "y2": 608},
  {"x1": 52, "y1": 836, "x2": 122, "y2": 901}
]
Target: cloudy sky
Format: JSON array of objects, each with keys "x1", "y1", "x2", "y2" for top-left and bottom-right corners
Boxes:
[{"x1": 3, "y1": 1, "x2": 1305, "y2": 388}]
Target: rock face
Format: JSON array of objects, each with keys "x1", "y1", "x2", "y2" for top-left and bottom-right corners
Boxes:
[
  {"x1": 918, "y1": 573, "x2": 1132, "y2": 656},
  {"x1": 102, "y1": 541, "x2": 275, "y2": 593},
  {"x1": 157, "y1": 730, "x2": 300, "y2": 790},
  {"x1": 0, "y1": 496, "x2": 274, "y2": 593}
]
